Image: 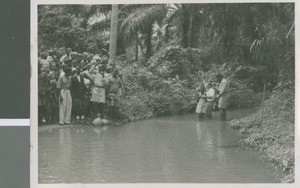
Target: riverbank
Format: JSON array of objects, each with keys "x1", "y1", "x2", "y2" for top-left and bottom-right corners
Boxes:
[
  {"x1": 38, "y1": 120, "x2": 122, "y2": 133},
  {"x1": 227, "y1": 88, "x2": 294, "y2": 183}
]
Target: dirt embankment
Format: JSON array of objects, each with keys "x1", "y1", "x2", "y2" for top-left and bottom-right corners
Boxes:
[{"x1": 228, "y1": 85, "x2": 294, "y2": 182}]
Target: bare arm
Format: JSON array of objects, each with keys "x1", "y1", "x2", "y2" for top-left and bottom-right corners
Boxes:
[{"x1": 89, "y1": 64, "x2": 96, "y2": 73}]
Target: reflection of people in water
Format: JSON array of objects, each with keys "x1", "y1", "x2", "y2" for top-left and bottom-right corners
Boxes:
[
  {"x1": 216, "y1": 73, "x2": 229, "y2": 121},
  {"x1": 58, "y1": 128, "x2": 72, "y2": 175}
]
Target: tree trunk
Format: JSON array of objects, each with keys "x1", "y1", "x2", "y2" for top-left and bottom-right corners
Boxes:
[
  {"x1": 138, "y1": 39, "x2": 144, "y2": 54},
  {"x1": 109, "y1": 4, "x2": 118, "y2": 63},
  {"x1": 135, "y1": 29, "x2": 139, "y2": 61},
  {"x1": 190, "y1": 16, "x2": 201, "y2": 48},
  {"x1": 145, "y1": 23, "x2": 153, "y2": 58},
  {"x1": 181, "y1": 5, "x2": 190, "y2": 48},
  {"x1": 187, "y1": 14, "x2": 194, "y2": 47},
  {"x1": 164, "y1": 25, "x2": 169, "y2": 43}
]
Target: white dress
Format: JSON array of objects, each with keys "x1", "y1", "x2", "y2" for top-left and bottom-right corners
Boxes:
[{"x1": 195, "y1": 94, "x2": 206, "y2": 113}]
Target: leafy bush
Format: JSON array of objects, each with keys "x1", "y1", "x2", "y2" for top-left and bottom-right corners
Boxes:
[
  {"x1": 117, "y1": 47, "x2": 200, "y2": 121},
  {"x1": 119, "y1": 92, "x2": 154, "y2": 121},
  {"x1": 145, "y1": 46, "x2": 206, "y2": 80},
  {"x1": 39, "y1": 13, "x2": 88, "y2": 53},
  {"x1": 118, "y1": 46, "x2": 273, "y2": 121},
  {"x1": 228, "y1": 79, "x2": 256, "y2": 108}
]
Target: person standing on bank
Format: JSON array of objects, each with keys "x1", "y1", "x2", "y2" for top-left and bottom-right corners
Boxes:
[
  {"x1": 216, "y1": 73, "x2": 229, "y2": 121},
  {"x1": 57, "y1": 67, "x2": 72, "y2": 125},
  {"x1": 71, "y1": 67, "x2": 86, "y2": 121},
  {"x1": 107, "y1": 69, "x2": 123, "y2": 121},
  {"x1": 88, "y1": 62, "x2": 108, "y2": 118}
]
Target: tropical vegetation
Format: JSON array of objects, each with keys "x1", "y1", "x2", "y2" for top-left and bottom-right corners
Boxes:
[{"x1": 38, "y1": 3, "x2": 295, "y2": 181}]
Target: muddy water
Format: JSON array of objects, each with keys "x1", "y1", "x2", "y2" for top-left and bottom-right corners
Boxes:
[{"x1": 39, "y1": 109, "x2": 279, "y2": 183}]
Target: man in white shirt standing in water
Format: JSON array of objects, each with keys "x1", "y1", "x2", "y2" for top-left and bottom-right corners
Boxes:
[{"x1": 216, "y1": 73, "x2": 229, "y2": 121}]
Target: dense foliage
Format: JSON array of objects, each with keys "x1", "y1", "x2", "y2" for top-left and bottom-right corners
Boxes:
[
  {"x1": 38, "y1": 3, "x2": 295, "y2": 180},
  {"x1": 117, "y1": 45, "x2": 273, "y2": 121},
  {"x1": 38, "y1": 3, "x2": 294, "y2": 84},
  {"x1": 117, "y1": 46, "x2": 202, "y2": 121}
]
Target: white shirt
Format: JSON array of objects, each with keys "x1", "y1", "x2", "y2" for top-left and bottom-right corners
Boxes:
[
  {"x1": 60, "y1": 69, "x2": 65, "y2": 77},
  {"x1": 206, "y1": 88, "x2": 215, "y2": 102}
]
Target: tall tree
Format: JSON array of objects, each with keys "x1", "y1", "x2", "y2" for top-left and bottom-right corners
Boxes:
[
  {"x1": 109, "y1": 4, "x2": 119, "y2": 62},
  {"x1": 120, "y1": 4, "x2": 167, "y2": 60}
]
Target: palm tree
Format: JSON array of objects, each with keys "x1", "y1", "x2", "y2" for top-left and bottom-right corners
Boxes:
[
  {"x1": 120, "y1": 4, "x2": 168, "y2": 59},
  {"x1": 249, "y1": 3, "x2": 294, "y2": 82},
  {"x1": 109, "y1": 4, "x2": 119, "y2": 62}
]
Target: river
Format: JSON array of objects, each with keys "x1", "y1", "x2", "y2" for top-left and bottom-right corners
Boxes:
[{"x1": 38, "y1": 109, "x2": 279, "y2": 183}]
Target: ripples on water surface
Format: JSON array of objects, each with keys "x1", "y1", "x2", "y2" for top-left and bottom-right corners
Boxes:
[{"x1": 39, "y1": 109, "x2": 279, "y2": 183}]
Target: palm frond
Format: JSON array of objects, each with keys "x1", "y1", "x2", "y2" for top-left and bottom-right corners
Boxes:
[
  {"x1": 120, "y1": 5, "x2": 167, "y2": 41},
  {"x1": 249, "y1": 21, "x2": 294, "y2": 80}
]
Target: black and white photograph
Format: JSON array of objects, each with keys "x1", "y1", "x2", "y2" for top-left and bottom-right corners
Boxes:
[{"x1": 31, "y1": 0, "x2": 297, "y2": 186}]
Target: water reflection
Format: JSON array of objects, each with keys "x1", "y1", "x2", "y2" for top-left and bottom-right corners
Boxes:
[
  {"x1": 195, "y1": 122, "x2": 202, "y2": 141},
  {"x1": 58, "y1": 128, "x2": 72, "y2": 179},
  {"x1": 39, "y1": 110, "x2": 278, "y2": 183}
]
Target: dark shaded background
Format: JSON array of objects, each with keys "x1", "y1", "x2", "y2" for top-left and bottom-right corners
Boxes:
[
  {"x1": 0, "y1": 127, "x2": 30, "y2": 188},
  {"x1": 0, "y1": 0, "x2": 30, "y2": 188},
  {"x1": 0, "y1": 0, "x2": 30, "y2": 118}
]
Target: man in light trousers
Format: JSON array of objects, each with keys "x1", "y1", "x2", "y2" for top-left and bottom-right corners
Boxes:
[
  {"x1": 216, "y1": 73, "x2": 229, "y2": 121},
  {"x1": 57, "y1": 67, "x2": 72, "y2": 125}
]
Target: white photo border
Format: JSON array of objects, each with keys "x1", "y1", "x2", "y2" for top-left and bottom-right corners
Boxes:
[{"x1": 30, "y1": 0, "x2": 299, "y2": 187}]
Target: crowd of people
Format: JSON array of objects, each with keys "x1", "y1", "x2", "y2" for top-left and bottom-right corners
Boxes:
[
  {"x1": 38, "y1": 47, "x2": 229, "y2": 125},
  {"x1": 195, "y1": 73, "x2": 229, "y2": 121},
  {"x1": 38, "y1": 48, "x2": 124, "y2": 125}
]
